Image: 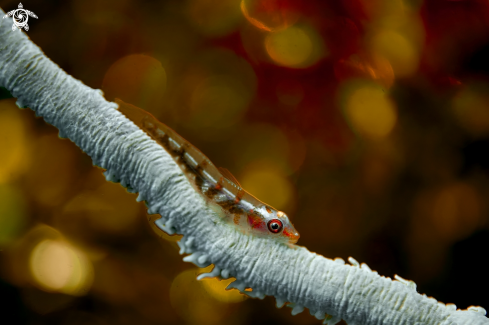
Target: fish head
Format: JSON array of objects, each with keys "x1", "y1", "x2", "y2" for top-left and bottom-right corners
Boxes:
[{"x1": 250, "y1": 205, "x2": 300, "y2": 244}]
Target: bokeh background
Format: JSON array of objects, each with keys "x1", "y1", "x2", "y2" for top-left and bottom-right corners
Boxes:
[{"x1": 1, "y1": 0, "x2": 489, "y2": 324}]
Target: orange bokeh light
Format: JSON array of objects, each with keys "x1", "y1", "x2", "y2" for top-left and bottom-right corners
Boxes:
[{"x1": 241, "y1": 0, "x2": 298, "y2": 32}]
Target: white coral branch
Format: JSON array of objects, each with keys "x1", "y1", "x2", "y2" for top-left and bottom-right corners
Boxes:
[{"x1": 0, "y1": 9, "x2": 487, "y2": 325}]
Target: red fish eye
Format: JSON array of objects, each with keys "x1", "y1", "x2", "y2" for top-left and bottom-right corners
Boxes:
[{"x1": 267, "y1": 219, "x2": 283, "y2": 233}]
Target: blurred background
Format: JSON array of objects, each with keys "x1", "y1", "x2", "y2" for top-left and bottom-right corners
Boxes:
[{"x1": 1, "y1": 0, "x2": 489, "y2": 324}]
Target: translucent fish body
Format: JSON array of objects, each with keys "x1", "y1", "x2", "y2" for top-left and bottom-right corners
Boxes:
[{"x1": 116, "y1": 99, "x2": 299, "y2": 244}]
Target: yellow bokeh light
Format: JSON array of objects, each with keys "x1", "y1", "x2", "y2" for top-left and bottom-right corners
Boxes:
[
  {"x1": 186, "y1": 0, "x2": 243, "y2": 37},
  {"x1": 452, "y1": 85, "x2": 489, "y2": 136},
  {"x1": 344, "y1": 84, "x2": 397, "y2": 139},
  {"x1": 200, "y1": 267, "x2": 247, "y2": 303},
  {"x1": 265, "y1": 25, "x2": 324, "y2": 68},
  {"x1": 239, "y1": 161, "x2": 295, "y2": 212},
  {"x1": 102, "y1": 54, "x2": 166, "y2": 111},
  {"x1": 29, "y1": 239, "x2": 93, "y2": 295},
  {"x1": 0, "y1": 99, "x2": 30, "y2": 184},
  {"x1": 370, "y1": 30, "x2": 419, "y2": 78}
]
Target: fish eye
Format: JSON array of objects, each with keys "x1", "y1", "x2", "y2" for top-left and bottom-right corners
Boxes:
[{"x1": 267, "y1": 219, "x2": 283, "y2": 233}]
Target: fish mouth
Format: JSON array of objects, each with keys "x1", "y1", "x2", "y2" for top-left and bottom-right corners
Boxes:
[{"x1": 288, "y1": 232, "x2": 300, "y2": 244}]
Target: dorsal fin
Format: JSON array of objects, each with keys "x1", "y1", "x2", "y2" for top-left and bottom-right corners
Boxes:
[{"x1": 218, "y1": 167, "x2": 242, "y2": 187}]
